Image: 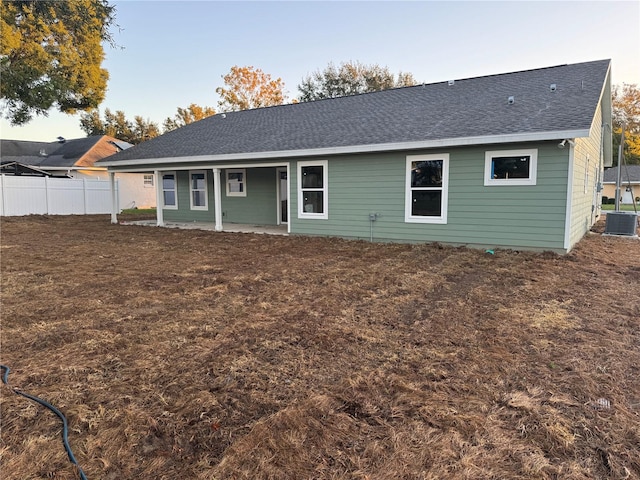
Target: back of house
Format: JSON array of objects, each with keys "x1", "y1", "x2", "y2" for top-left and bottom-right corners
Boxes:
[{"x1": 99, "y1": 59, "x2": 612, "y2": 253}]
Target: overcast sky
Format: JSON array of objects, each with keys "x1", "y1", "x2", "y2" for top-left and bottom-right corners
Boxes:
[{"x1": 2, "y1": 0, "x2": 639, "y2": 142}]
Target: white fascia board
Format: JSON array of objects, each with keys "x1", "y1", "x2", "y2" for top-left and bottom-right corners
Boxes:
[
  {"x1": 100, "y1": 129, "x2": 589, "y2": 169},
  {"x1": 30, "y1": 166, "x2": 107, "y2": 171}
]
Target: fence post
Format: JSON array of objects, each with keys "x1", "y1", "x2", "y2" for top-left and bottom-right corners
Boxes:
[
  {"x1": 44, "y1": 176, "x2": 50, "y2": 214},
  {"x1": 0, "y1": 174, "x2": 5, "y2": 216},
  {"x1": 83, "y1": 178, "x2": 88, "y2": 214}
]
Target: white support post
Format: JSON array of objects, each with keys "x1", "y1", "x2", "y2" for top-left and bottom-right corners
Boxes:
[
  {"x1": 155, "y1": 170, "x2": 164, "y2": 227},
  {"x1": 212, "y1": 167, "x2": 223, "y2": 231},
  {"x1": 286, "y1": 163, "x2": 291, "y2": 233},
  {"x1": 109, "y1": 172, "x2": 118, "y2": 223}
]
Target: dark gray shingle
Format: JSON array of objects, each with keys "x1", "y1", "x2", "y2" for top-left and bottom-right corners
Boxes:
[{"x1": 101, "y1": 59, "x2": 611, "y2": 164}]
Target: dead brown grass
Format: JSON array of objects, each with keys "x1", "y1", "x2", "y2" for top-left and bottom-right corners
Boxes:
[{"x1": 1, "y1": 215, "x2": 639, "y2": 479}]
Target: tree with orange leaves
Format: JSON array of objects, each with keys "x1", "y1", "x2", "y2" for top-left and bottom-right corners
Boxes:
[{"x1": 216, "y1": 66, "x2": 287, "y2": 112}]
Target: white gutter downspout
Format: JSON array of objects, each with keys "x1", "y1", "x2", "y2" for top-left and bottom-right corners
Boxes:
[
  {"x1": 212, "y1": 168, "x2": 223, "y2": 231},
  {"x1": 109, "y1": 172, "x2": 118, "y2": 224},
  {"x1": 154, "y1": 170, "x2": 164, "y2": 227},
  {"x1": 563, "y1": 143, "x2": 575, "y2": 251}
]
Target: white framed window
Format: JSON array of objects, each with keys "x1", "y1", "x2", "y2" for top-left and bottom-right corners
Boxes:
[
  {"x1": 584, "y1": 154, "x2": 590, "y2": 194},
  {"x1": 143, "y1": 174, "x2": 154, "y2": 187},
  {"x1": 298, "y1": 160, "x2": 328, "y2": 219},
  {"x1": 190, "y1": 170, "x2": 208, "y2": 210},
  {"x1": 405, "y1": 154, "x2": 449, "y2": 224},
  {"x1": 484, "y1": 149, "x2": 537, "y2": 186},
  {"x1": 226, "y1": 169, "x2": 246, "y2": 197},
  {"x1": 161, "y1": 172, "x2": 178, "y2": 209}
]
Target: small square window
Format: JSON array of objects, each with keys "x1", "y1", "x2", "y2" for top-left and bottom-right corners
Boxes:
[
  {"x1": 485, "y1": 149, "x2": 537, "y2": 186},
  {"x1": 226, "y1": 169, "x2": 246, "y2": 197},
  {"x1": 143, "y1": 174, "x2": 154, "y2": 187}
]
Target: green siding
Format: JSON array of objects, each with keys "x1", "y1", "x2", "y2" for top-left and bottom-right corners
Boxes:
[
  {"x1": 222, "y1": 167, "x2": 278, "y2": 225},
  {"x1": 162, "y1": 167, "x2": 279, "y2": 225},
  {"x1": 290, "y1": 143, "x2": 570, "y2": 251},
  {"x1": 164, "y1": 170, "x2": 215, "y2": 222}
]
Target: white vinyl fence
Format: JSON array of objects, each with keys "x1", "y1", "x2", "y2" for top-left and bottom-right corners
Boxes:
[{"x1": 0, "y1": 175, "x2": 118, "y2": 216}]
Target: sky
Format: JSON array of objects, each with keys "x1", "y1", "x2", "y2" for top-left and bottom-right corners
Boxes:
[{"x1": 1, "y1": 0, "x2": 639, "y2": 142}]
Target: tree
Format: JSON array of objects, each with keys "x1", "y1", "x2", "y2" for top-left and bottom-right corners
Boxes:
[
  {"x1": 216, "y1": 66, "x2": 287, "y2": 112},
  {"x1": 297, "y1": 61, "x2": 417, "y2": 102},
  {"x1": 163, "y1": 103, "x2": 216, "y2": 132},
  {"x1": 80, "y1": 108, "x2": 160, "y2": 145},
  {"x1": 612, "y1": 83, "x2": 640, "y2": 165},
  {"x1": 1, "y1": 0, "x2": 116, "y2": 125}
]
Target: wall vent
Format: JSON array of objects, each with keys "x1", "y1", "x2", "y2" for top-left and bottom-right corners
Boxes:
[{"x1": 605, "y1": 212, "x2": 638, "y2": 236}]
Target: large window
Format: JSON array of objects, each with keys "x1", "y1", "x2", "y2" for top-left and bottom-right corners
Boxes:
[
  {"x1": 190, "y1": 170, "x2": 208, "y2": 210},
  {"x1": 484, "y1": 149, "x2": 537, "y2": 186},
  {"x1": 405, "y1": 154, "x2": 448, "y2": 224},
  {"x1": 298, "y1": 160, "x2": 328, "y2": 219},
  {"x1": 162, "y1": 172, "x2": 177, "y2": 209},
  {"x1": 226, "y1": 169, "x2": 246, "y2": 197}
]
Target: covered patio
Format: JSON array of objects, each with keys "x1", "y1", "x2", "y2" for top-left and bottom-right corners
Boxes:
[{"x1": 119, "y1": 219, "x2": 289, "y2": 235}]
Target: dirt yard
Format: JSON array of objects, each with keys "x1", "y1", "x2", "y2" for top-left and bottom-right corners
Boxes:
[{"x1": 1, "y1": 215, "x2": 639, "y2": 480}]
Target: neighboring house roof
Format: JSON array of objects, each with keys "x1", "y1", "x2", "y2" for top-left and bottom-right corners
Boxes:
[
  {"x1": 0, "y1": 161, "x2": 53, "y2": 176},
  {"x1": 1, "y1": 136, "x2": 132, "y2": 169},
  {"x1": 99, "y1": 59, "x2": 611, "y2": 166},
  {"x1": 603, "y1": 165, "x2": 640, "y2": 183}
]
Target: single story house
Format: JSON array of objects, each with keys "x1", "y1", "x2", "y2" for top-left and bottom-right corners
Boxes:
[
  {"x1": 1, "y1": 136, "x2": 156, "y2": 209},
  {"x1": 99, "y1": 59, "x2": 612, "y2": 253},
  {"x1": 602, "y1": 165, "x2": 640, "y2": 204}
]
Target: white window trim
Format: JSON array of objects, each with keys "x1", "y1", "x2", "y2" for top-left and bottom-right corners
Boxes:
[
  {"x1": 189, "y1": 170, "x2": 208, "y2": 210},
  {"x1": 161, "y1": 171, "x2": 178, "y2": 210},
  {"x1": 297, "y1": 160, "x2": 328, "y2": 220},
  {"x1": 226, "y1": 168, "x2": 246, "y2": 197},
  {"x1": 143, "y1": 174, "x2": 154, "y2": 188},
  {"x1": 484, "y1": 149, "x2": 537, "y2": 186},
  {"x1": 405, "y1": 153, "x2": 449, "y2": 224},
  {"x1": 584, "y1": 154, "x2": 590, "y2": 194}
]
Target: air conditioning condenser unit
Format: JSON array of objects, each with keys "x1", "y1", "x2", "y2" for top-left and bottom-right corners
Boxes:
[{"x1": 604, "y1": 212, "x2": 639, "y2": 236}]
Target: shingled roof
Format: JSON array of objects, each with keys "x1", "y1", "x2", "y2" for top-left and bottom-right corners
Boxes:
[
  {"x1": 1, "y1": 136, "x2": 131, "y2": 168},
  {"x1": 603, "y1": 165, "x2": 640, "y2": 183},
  {"x1": 100, "y1": 59, "x2": 611, "y2": 166}
]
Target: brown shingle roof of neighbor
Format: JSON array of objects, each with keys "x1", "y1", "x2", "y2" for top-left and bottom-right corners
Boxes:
[
  {"x1": 99, "y1": 59, "x2": 611, "y2": 165},
  {"x1": 0, "y1": 136, "x2": 132, "y2": 168}
]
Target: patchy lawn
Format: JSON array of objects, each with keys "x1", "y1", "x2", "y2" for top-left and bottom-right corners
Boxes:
[{"x1": 1, "y1": 215, "x2": 639, "y2": 480}]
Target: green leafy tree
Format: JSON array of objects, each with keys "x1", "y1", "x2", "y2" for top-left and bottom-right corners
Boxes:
[
  {"x1": 612, "y1": 83, "x2": 640, "y2": 165},
  {"x1": 80, "y1": 108, "x2": 159, "y2": 144},
  {"x1": 163, "y1": 103, "x2": 216, "y2": 132},
  {"x1": 1, "y1": 0, "x2": 116, "y2": 125},
  {"x1": 297, "y1": 61, "x2": 417, "y2": 102},
  {"x1": 216, "y1": 65, "x2": 287, "y2": 112}
]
